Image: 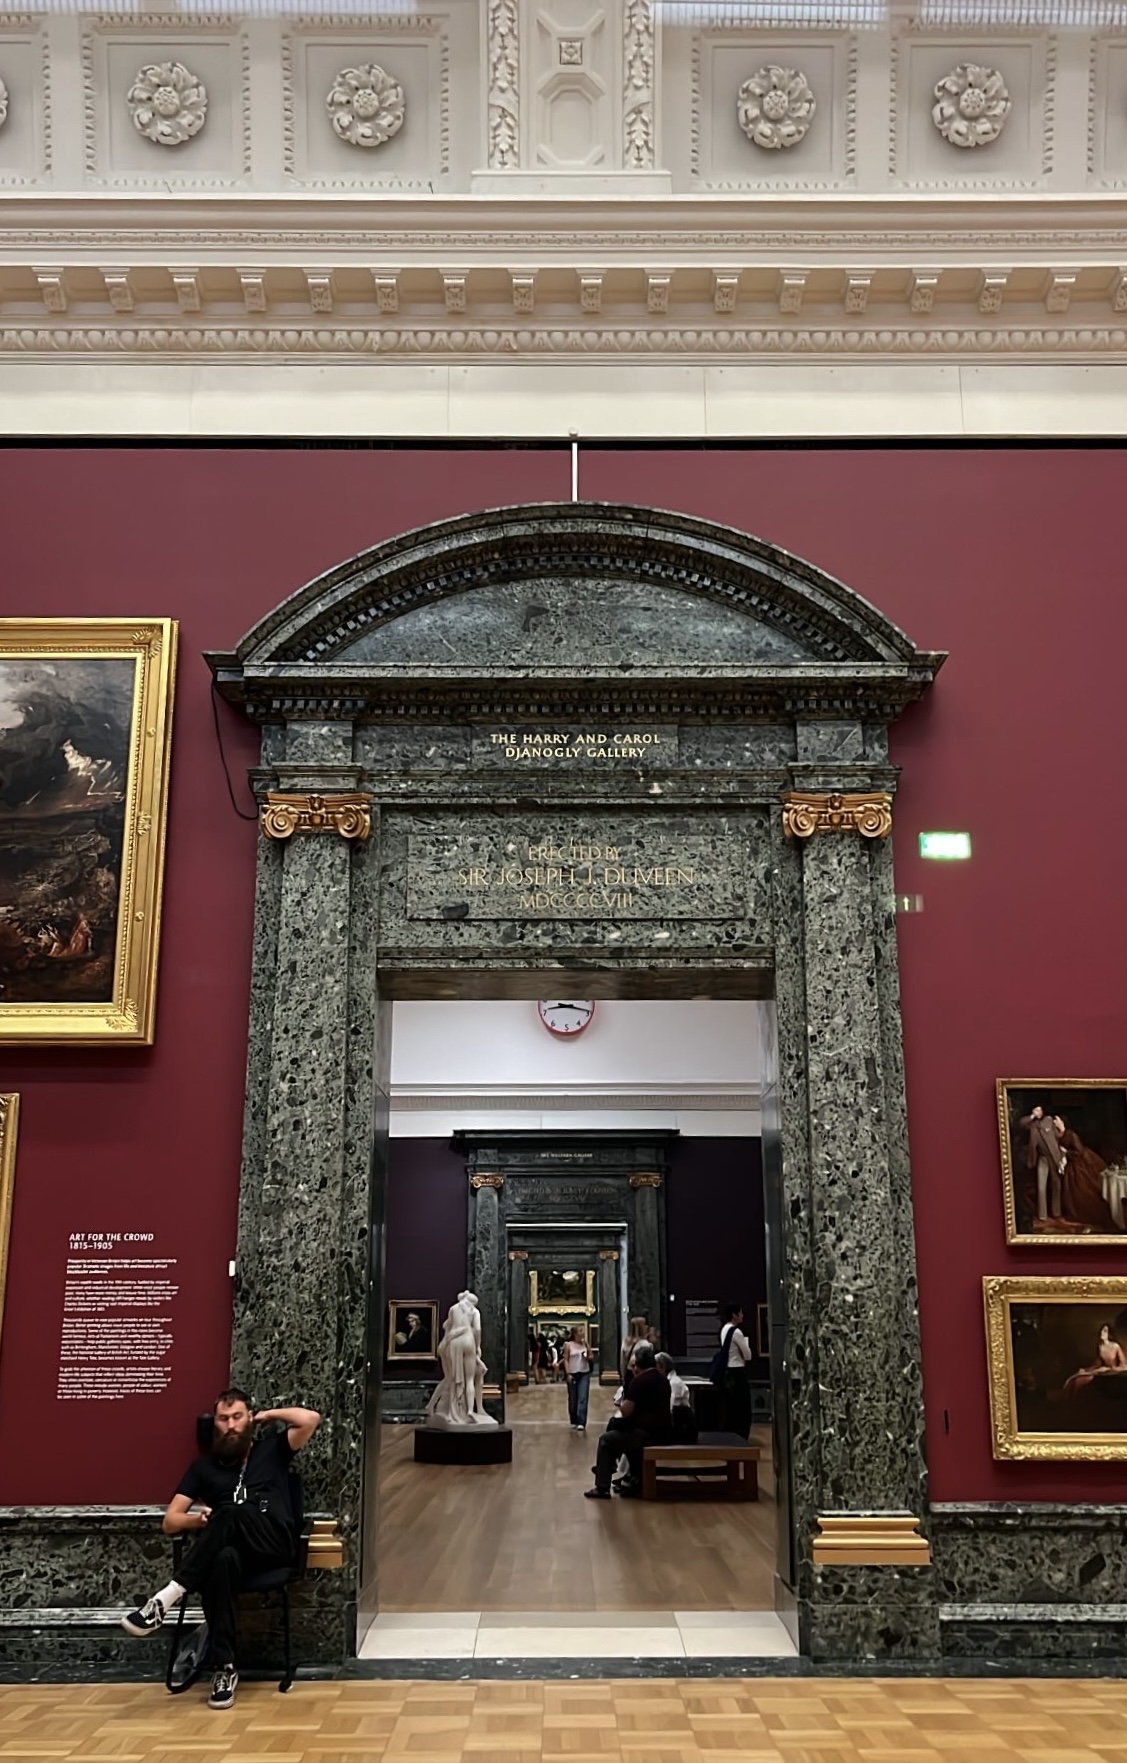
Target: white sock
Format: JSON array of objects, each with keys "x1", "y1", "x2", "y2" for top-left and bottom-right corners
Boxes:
[{"x1": 153, "y1": 1581, "x2": 185, "y2": 1612}]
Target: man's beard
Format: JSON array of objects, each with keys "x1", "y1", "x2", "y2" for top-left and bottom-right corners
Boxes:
[{"x1": 213, "y1": 1425, "x2": 251, "y2": 1462}]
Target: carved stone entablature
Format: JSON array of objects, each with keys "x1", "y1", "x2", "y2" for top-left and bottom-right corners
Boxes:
[
  {"x1": 259, "y1": 791, "x2": 372, "y2": 841},
  {"x1": 782, "y1": 791, "x2": 893, "y2": 840},
  {"x1": 208, "y1": 505, "x2": 944, "y2": 728}
]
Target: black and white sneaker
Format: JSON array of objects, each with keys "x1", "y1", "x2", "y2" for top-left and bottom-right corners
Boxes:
[
  {"x1": 121, "y1": 1597, "x2": 164, "y2": 1637},
  {"x1": 208, "y1": 1665, "x2": 238, "y2": 1711}
]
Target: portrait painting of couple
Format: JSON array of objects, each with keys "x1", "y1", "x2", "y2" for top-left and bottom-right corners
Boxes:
[{"x1": 997, "y1": 1080, "x2": 1127, "y2": 1246}]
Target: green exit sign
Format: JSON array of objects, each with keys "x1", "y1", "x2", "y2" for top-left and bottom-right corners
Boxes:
[{"x1": 919, "y1": 831, "x2": 972, "y2": 860}]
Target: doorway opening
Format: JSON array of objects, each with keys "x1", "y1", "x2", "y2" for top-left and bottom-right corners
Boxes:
[{"x1": 364, "y1": 988, "x2": 795, "y2": 1664}]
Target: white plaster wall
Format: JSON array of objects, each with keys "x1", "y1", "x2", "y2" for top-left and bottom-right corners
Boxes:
[{"x1": 389, "y1": 998, "x2": 762, "y2": 1137}]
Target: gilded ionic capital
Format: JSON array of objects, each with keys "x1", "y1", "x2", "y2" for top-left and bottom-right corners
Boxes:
[
  {"x1": 508, "y1": 1248, "x2": 528, "y2": 1261},
  {"x1": 471, "y1": 1171, "x2": 505, "y2": 1191},
  {"x1": 781, "y1": 790, "x2": 892, "y2": 841},
  {"x1": 598, "y1": 1249, "x2": 620, "y2": 1261},
  {"x1": 260, "y1": 791, "x2": 372, "y2": 842},
  {"x1": 629, "y1": 1172, "x2": 663, "y2": 1190}
]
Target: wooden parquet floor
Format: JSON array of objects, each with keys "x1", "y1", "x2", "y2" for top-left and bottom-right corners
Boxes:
[{"x1": 5, "y1": 1678, "x2": 1127, "y2": 1763}]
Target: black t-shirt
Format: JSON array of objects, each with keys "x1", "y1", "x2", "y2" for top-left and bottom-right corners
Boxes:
[
  {"x1": 624, "y1": 1367, "x2": 671, "y2": 1434},
  {"x1": 176, "y1": 1427, "x2": 297, "y2": 1528}
]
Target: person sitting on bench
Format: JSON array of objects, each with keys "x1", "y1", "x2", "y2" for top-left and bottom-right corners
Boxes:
[
  {"x1": 585, "y1": 1343, "x2": 670, "y2": 1499},
  {"x1": 121, "y1": 1387, "x2": 320, "y2": 1711}
]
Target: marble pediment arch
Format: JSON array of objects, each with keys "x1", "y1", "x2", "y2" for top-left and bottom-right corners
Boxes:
[{"x1": 209, "y1": 503, "x2": 943, "y2": 720}]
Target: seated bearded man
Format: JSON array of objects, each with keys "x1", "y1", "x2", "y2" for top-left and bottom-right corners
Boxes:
[{"x1": 121, "y1": 1387, "x2": 320, "y2": 1710}]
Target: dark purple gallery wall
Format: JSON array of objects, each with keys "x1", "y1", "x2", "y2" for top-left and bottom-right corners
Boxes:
[
  {"x1": 383, "y1": 1139, "x2": 467, "y2": 1380},
  {"x1": 382, "y1": 1135, "x2": 767, "y2": 1370},
  {"x1": 665, "y1": 1138, "x2": 767, "y2": 1359}
]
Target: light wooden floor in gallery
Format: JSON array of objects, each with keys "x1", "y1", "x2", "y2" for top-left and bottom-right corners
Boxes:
[
  {"x1": 376, "y1": 1385, "x2": 777, "y2": 1612},
  {"x1": 7, "y1": 1679, "x2": 1127, "y2": 1762}
]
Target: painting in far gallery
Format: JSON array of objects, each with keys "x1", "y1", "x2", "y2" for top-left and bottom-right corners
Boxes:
[
  {"x1": 997, "y1": 1080, "x2": 1127, "y2": 1245},
  {"x1": 985, "y1": 1276, "x2": 1127, "y2": 1459},
  {"x1": 0, "y1": 622, "x2": 177, "y2": 1044}
]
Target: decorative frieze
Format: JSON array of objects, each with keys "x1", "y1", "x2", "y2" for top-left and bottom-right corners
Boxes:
[
  {"x1": 127, "y1": 60, "x2": 207, "y2": 147},
  {"x1": 623, "y1": 0, "x2": 655, "y2": 170},
  {"x1": 782, "y1": 791, "x2": 893, "y2": 840},
  {"x1": 259, "y1": 792, "x2": 372, "y2": 842},
  {"x1": 486, "y1": 0, "x2": 518, "y2": 169},
  {"x1": 326, "y1": 63, "x2": 404, "y2": 149},
  {"x1": 737, "y1": 66, "x2": 816, "y2": 153},
  {"x1": 932, "y1": 63, "x2": 1011, "y2": 150}
]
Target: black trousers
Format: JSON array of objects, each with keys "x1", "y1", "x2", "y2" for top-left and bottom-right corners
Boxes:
[
  {"x1": 175, "y1": 1503, "x2": 294, "y2": 1668},
  {"x1": 593, "y1": 1417, "x2": 673, "y2": 1491},
  {"x1": 722, "y1": 1368, "x2": 752, "y2": 1441}
]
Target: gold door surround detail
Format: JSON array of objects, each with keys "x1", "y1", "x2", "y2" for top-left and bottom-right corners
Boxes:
[
  {"x1": 260, "y1": 792, "x2": 372, "y2": 841},
  {"x1": 782, "y1": 792, "x2": 892, "y2": 840},
  {"x1": 305, "y1": 1519, "x2": 344, "y2": 1570},
  {"x1": 812, "y1": 1514, "x2": 931, "y2": 1566}
]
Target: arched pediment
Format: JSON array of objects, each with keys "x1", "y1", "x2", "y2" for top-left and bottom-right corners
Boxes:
[{"x1": 210, "y1": 504, "x2": 943, "y2": 721}]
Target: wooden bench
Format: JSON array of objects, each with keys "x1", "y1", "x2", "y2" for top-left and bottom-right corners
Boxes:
[{"x1": 641, "y1": 1432, "x2": 760, "y2": 1502}]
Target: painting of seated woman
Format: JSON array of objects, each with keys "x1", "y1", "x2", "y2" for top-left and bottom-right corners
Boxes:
[{"x1": 984, "y1": 1277, "x2": 1127, "y2": 1459}]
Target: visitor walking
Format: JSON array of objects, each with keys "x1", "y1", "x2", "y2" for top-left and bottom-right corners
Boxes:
[{"x1": 562, "y1": 1325, "x2": 596, "y2": 1430}]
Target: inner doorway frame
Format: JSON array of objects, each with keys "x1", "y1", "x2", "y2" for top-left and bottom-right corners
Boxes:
[{"x1": 210, "y1": 500, "x2": 945, "y2": 1663}]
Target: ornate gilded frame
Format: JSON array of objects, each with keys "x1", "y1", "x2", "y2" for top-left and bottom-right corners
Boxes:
[
  {"x1": 984, "y1": 1274, "x2": 1127, "y2": 1460},
  {"x1": 528, "y1": 1269, "x2": 596, "y2": 1316},
  {"x1": 0, "y1": 620, "x2": 177, "y2": 1044},
  {"x1": 0, "y1": 1095, "x2": 18, "y2": 1365},
  {"x1": 385, "y1": 1299, "x2": 438, "y2": 1362},
  {"x1": 997, "y1": 1078, "x2": 1127, "y2": 1246}
]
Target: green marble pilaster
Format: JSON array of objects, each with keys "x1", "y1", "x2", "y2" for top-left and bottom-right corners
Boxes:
[
  {"x1": 781, "y1": 783, "x2": 936, "y2": 1658},
  {"x1": 231, "y1": 739, "x2": 383, "y2": 1665},
  {"x1": 469, "y1": 1176, "x2": 506, "y2": 1412},
  {"x1": 507, "y1": 1251, "x2": 530, "y2": 1382}
]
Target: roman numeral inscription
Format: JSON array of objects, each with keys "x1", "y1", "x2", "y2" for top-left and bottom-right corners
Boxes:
[{"x1": 406, "y1": 832, "x2": 748, "y2": 921}]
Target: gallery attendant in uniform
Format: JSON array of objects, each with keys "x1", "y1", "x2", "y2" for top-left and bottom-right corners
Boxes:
[
  {"x1": 719, "y1": 1303, "x2": 753, "y2": 1440},
  {"x1": 121, "y1": 1387, "x2": 320, "y2": 1711}
]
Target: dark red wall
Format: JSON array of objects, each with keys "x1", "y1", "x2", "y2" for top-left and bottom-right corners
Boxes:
[{"x1": 0, "y1": 445, "x2": 1123, "y2": 1506}]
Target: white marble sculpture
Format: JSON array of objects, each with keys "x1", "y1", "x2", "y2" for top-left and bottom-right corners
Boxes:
[{"x1": 425, "y1": 1291, "x2": 498, "y2": 1427}]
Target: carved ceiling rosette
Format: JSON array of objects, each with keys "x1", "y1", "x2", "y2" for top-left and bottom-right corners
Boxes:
[
  {"x1": 326, "y1": 63, "x2": 405, "y2": 149},
  {"x1": 931, "y1": 63, "x2": 1011, "y2": 148},
  {"x1": 127, "y1": 61, "x2": 208, "y2": 147},
  {"x1": 737, "y1": 65, "x2": 816, "y2": 151},
  {"x1": 0, "y1": 76, "x2": 8, "y2": 133}
]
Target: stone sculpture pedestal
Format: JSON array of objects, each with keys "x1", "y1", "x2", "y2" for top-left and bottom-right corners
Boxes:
[{"x1": 414, "y1": 1424, "x2": 513, "y2": 1465}]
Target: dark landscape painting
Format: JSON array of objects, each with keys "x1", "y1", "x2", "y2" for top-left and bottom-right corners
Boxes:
[{"x1": 0, "y1": 657, "x2": 136, "y2": 1007}]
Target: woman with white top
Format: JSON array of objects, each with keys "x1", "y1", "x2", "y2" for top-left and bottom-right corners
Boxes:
[
  {"x1": 719, "y1": 1302, "x2": 753, "y2": 1440},
  {"x1": 562, "y1": 1325, "x2": 596, "y2": 1430}
]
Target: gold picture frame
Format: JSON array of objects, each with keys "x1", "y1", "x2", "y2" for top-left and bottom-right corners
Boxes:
[
  {"x1": 529, "y1": 1269, "x2": 595, "y2": 1316},
  {"x1": 386, "y1": 1300, "x2": 438, "y2": 1362},
  {"x1": 0, "y1": 620, "x2": 177, "y2": 1044},
  {"x1": 997, "y1": 1080, "x2": 1127, "y2": 1246},
  {"x1": 984, "y1": 1275, "x2": 1127, "y2": 1459},
  {"x1": 0, "y1": 1094, "x2": 18, "y2": 1364}
]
